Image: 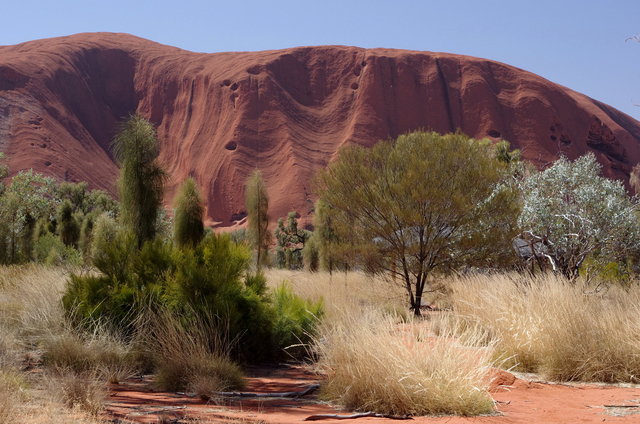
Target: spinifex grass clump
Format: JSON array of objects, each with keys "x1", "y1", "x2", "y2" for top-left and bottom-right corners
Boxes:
[
  {"x1": 137, "y1": 308, "x2": 244, "y2": 399},
  {"x1": 313, "y1": 309, "x2": 495, "y2": 416},
  {"x1": 448, "y1": 273, "x2": 640, "y2": 382}
]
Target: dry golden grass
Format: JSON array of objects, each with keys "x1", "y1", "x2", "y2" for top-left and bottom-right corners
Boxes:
[
  {"x1": 136, "y1": 308, "x2": 245, "y2": 397},
  {"x1": 447, "y1": 273, "x2": 640, "y2": 382},
  {"x1": 43, "y1": 330, "x2": 137, "y2": 384},
  {"x1": 264, "y1": 269, "x2": 407, "y2": 320},
  {"x1": 266, "y1": 269, "x2": 497, "y2": 416},
  {"x1": 0, "y1": 264, "x2": 69, "y2": 339},
  {"x1": 313, "y1": 308, "x2": 496, "y2": 416},
  {"x1": 0, "y1": 265, "x2": 117, "y2": 423}
]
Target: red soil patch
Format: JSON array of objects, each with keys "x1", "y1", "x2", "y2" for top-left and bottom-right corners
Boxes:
[
  {"x1": 106, "y1": 365, "x2": 640, "y2": 423},
  {"x1": 2, "y1": 33, "x2": 640, "y2": 228}
]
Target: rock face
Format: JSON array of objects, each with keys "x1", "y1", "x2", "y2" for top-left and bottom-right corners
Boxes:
[{"x1": 1, "y1": 33, "x2": 639, "y2": 227}]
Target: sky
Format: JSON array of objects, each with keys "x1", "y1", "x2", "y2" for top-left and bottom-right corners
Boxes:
[{"x1": 1, "y1": 0, "x2": 639, "y2": 119}]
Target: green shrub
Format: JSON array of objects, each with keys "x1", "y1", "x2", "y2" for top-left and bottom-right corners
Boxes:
[
  {"x1": 78, "y1": 213, "x2": 95, "y2": 260},
  {"x1": 303, "y1": 234, "x2": 320, "y2": 271},
  {"x1": 89, "y1": 213, "x2": 118, "y2": 264},
  {"x1": 167, "y1": 234, "x2": 276, "y2": 361},
  {"x1": 271, "y1": 283, "x2": 323, "y2": 359},
  {"x1": 173, "y1": 177, "x2": 204, "y2": 247},
  {"x1": 34, "y1": 233, "x2": 64, "y2": 263},
  {"x1": 57, "y1": 199, "x2": 80, "y2": 247},
  {"x1": 64, "y1": 233, "x2": 170, "y2": 332},
  {"x1": 33, "y1": 233, "x2": 82, "y2": 266},
  {"x1": 65, "y1": 230, "x2": 325, "y2": 363}
]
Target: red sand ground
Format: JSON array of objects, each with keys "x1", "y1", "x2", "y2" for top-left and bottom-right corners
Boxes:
[
  {"x1": 2, "y1": 33, "x2": 640, "y2": 227},
  {"x1": 106, "y1": 365, "x2": 640, "y2": 423}
]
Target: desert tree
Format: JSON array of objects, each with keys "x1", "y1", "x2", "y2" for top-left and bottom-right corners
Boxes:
[
  {"x1": 0, "y1": 170, "x2": 57, "y2": 262},
  {"x1": 316, "y1": 131, "x2": 520, "y2": 315},
  {"x1": 173, "y1": 177, "x2": 205, "y2": 247},
  {"x1": 112, "y1": 115, "x2": 166, "y2": 248},
  {"x1": 57, "y1": 199, "x2": 80, "y2": 247},
  {"x1": 313, "y1": 199, "x2": 341, "y2": 272},
  {"x1": 0, "y1": 152, "x2": 8, "y2": 196},
  {"x1": 245, "y1": 170, "x2": 270, "y2": 268},
  {"x1": 518, "y1": 153, "x2": 640, "y2": 280},
  {"x1": 274, "y1": 212, "x2": 309, "y2": 269}
]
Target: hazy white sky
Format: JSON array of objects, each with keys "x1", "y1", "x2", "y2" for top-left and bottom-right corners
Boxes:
[{"x1": 2, "y1": 0, "x2": 639, "y2": 118}]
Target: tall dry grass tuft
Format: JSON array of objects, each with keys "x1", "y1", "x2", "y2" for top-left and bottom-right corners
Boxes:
[
  {"x1": 448, "y1": 273, "x2": 640, "y2": 382},
  {"x1": 136, "y1": 308, "x2": 244, "y2": 398},
  {"x1": 0, "y1": 264, "x2": 69, "y2": 339},
  {"x1": 0, "y1": 265, "x2": 123, "y2": 421},
  {"x1": 313, "y1": 308, "x2": 495, "y2": 416},
  {"x1": 43, "y1": 329, "x2": 137, "y2": 384},
  {"x1": 0, "y1": 370, "x2": 25, "y2": 424},
  {"x1": 47, "y1": 370, "x2": 107, "y2": 416}
]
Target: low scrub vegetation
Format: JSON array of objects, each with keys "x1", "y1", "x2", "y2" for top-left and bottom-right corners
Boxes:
[
  {"x1": 5, "y1": 121, "x2": 640, "y2": 421},
  {"x1": 448, "y1": 273, "x2": 640, "y2": 382},
  {"x1": 313, "y1": 308, "x2": 495, "y2": 416},
  {"x1": 138, "y1": 308, "x2": 244, "y2": 397}
]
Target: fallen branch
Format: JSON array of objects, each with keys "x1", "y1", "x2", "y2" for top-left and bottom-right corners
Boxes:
[
  {"x1": 127, "y1": 405, "x2": 187, "y2": 416},
  {"x1": 604, "y1": 404, "x2": 640, "y2": 408},
  {"x1": 217, "y1": 383, "x2": 320, "y2": 398},
  {"x1": 304, "y1": 412, "x2": 413, "y2": 421}
]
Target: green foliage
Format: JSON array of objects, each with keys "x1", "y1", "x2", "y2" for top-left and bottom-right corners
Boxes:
[
  {"x1": 55, "y1": 182, "x2": 118, "y2": 216},
  {"x1": 167, "y1": 234, "x2": 276, "y2": 361},
  {"x1": 113, "y1": 115, "x2": 166, "y2": 248},
  {"x1": 65, "y1": 230, "x2": 323, "y2": 362},
  {"x1": 316, "y1": 131, "x2": 521, "y2": 314},
  {"x1": 0, "y1": 160, "x2": 117, "y2": 265},
  {"x1": 90, "y1": 213, "x2": 118, "y2": 265},
  {"x1": 313, "y1": 199, "x2": 342, "y2": 272},
  {"x1": 229, "y1": 228, "x2": 248, "y2": 245},
  {"x1": 245, "y1": 170, "x2": 271, "y2": 268},
  {"x1": 271, "y1": 283, "x2": 323, "y2": 359},
  {"x1": 173, "y1": 178, "x2": 204, "y2": 247},
  {"x1": 0, "y1": 170, "x2": 57, "y2": 263},
  {"x1": 37, "y1": 235, "x2": 82, "y2": 267},
  {"x1": 580, "y1": 256, "x2": 633, "y2": 286},
  {"x1": 303, "y1": 233, "x2": 320, "y2": 271},
  {"x1": 274, "y1": 212, "x2": 310, "y2": 269},
  {"x1": 78, "y1": 213, "x2": 95, "y2": 259},
  {"x1": 64, "y1": 232, "x2": 170, "y2": 332},
  {"x1": 0, "y1": 152, "x2": 8, "y2": 196},
  {"x1": 56, "y1": 182, "x2": 88, "y2": 212},
  {"x1": 85, "y1": 189, "x2": 118, "y2": 216},
  {"x1": 33, "y1": 233, "x2": 64, "y2": 263},
  {"x1": 57, "y1": 199, "x2": 80, "y2": 247}
]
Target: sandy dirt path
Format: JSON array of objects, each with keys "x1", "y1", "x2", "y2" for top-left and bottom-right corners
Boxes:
[{"x1": 106, "y1": 365, "x2": 640, "y2": 423}]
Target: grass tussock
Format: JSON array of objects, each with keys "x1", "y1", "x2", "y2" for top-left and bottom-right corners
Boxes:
[
  {"x1": 0, "y1": 264, "x2": 69, "y2": 339},
  {"x1": 448, "y1": 273, "x2": 640, "y2": 383},
  {"x1": 42, "y1": 330, "x2": 137, "y2": 384},
  {"x1": 0, "y1": 370, "x2": 25, "y2": 423},
  {"x1": 138, "y1": 308, "x2": 244, "y2": 398},
  {"x1": 0, "y1": 265, "x2": 118, "y2": 422},
  {"x1": 47, "y1": 371, "x2": 107, "y2": 416},
  {"x1": 313, "y1": 308, "x2": 495, "y2": 416}
]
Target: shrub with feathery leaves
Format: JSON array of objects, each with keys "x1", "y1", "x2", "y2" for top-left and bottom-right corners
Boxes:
[{"x1": 173, "y1": 178, "x2": 204, "y2": 247}]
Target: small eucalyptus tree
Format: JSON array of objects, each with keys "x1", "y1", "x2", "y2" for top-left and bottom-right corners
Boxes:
[{"x1": 317, "y1": 131, "x2": 520, "y2": 315}]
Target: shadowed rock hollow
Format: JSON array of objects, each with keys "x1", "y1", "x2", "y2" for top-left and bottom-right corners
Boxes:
[{"x1": 1, "y1": 32, "x2": 639, "y2": 227}]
